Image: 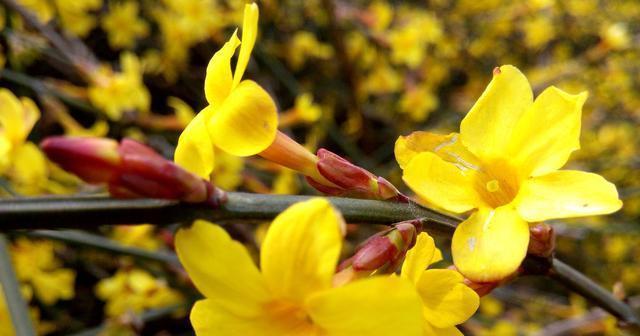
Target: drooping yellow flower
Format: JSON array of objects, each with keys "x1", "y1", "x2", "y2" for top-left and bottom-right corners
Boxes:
[
  {"x1": 96, "y1": 268, "x2": 184, "y2": 317},
  {"x1": 88, "y1": 52, "x2": 150, "y2": 120},
  {"x1": 175, "y1": 3, "x2": 278, "y2": 180},
  {"x1": 101, "y1": 1, "x2": 150, "y2": 50},
  {"x1": 395, "y1": 65, "x2": 622, "y2": 282},
  {"x1": 400, "y1": 233, "x2": 479, "y2": 335},
  {"x1": 11, "y1": 238, "x2": 75, "y2": 305},
  {"x1": 175, "y1": 198, "x2": 424, "y2": 335}
]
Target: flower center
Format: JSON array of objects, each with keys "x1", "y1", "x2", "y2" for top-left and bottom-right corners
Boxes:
[
  {"x1": 264, "y1": 300, "x2": 317, "y2": 334},
  {"x1": 474, "y1": 160, "x2": 521, "y2": 208}
]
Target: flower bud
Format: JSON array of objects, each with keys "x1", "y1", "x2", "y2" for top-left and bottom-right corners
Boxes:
[
  {"x1": 310, "y1": 149, "x2": 408, "y2": 202},
  {"x1": 335, "y1": 220, "x2": 420, "y2": 284},
  {"x1": 41, "y1": 136, "x2": 120, "y2": 183},
  {"x1": 528, "y1": 223, "x2": 556, "y2": 258},
  {"x1": 41, "y1": 136, "x2": 222, "y2": 205}
]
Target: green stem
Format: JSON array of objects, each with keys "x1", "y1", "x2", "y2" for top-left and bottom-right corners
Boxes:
[
  {"x1": 0, "y1": 193, "x2": 637, "y2": 328},
  {"x1": 0, "y1": 235, "x2": 36, "y2": 336},
  {"x1": 550, "y1": 259, "x2": 640, "y2": 328},
  {"x1": 0, "y1": 193, "x2": 459, "y2": 234}
]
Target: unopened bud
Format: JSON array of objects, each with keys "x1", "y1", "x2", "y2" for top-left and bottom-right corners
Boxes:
[
  {"x1": 528, "y1": 223, "x2": 556, "y2": 258},
  {"x1": 448, "y1": 264, "x2": 501, "y2": 297},
  {"x1": 41, "y1": 137, "x2": 120, "y2": 183},
  {"x1": 309, "y1": 149, "x2": 408, "y2": 202},
  {"x1": 340, "y1": 220, "x2": 420, "y2": 276},
  {"x1": 463, "y1": 278, "x2": 500, "y2": 297},
  {"x1": 41, "y1": 136, "x2": 223, "y2": 205}
]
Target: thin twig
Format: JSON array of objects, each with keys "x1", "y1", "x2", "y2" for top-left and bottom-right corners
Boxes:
[
  {"x1": 0, "y1": 0, "x2": 98, "y2": 77},
  {"x1": 20, "y1": 230, "x2": 181, "y2": 266},
  {"x1": 0, "y1": 235, "x2": 36, "y2": 336}
]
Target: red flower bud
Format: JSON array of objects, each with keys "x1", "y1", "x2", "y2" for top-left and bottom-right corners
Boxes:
[
  {"x1": 528, "y1": 223, "x2": 556, "y2": 258},
  {"x1": 352, "y1": 236, "x2": 398, "y2": 272},
  {"x1": 310, "y1": 149, "x2": 408, "y2": 202},
  {"x1": 41, "y1": 136, "x2": 222, "y2": 205},
  {"x1": 349, "y1": 220, "x2": 419, "y2": 274},
  {"x1": 41, "y1": 137, "x2": 120, "y2": 183}
]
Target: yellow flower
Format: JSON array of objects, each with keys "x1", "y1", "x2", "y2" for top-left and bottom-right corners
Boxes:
[
  {"x1": 601, "y1": 23, "x2": 631, "y2": 50},
  {"x1": 395, "y1": 65, "x2": 622, "y2": 282},
  {"x1": 281, "y1": 93, "x2": 323, "y2": 126},
  {"x1": 399, "y1": 86, "x2": 439, "y2": 122},
  {"x1": 88, "y1": 52, "x2": 150, "y2": 120},
  {"x1": 175, "y1": 3, "x2": 278, "y2": 179},
  {"x1": 400, "y1": 233, "x2": 479, "y2": 335},
  {"x1": 102, "y1": 1, "x2": 150, "y2": 50},
  {"x1": 96, "y1": 268, "x2": 184, "y2": 317},
  {"x1": 16, "y1": 0, "x2": 54, "y2": 23},
  {"x1": 0, "y1": 89, "x2": 54, "y2": 194},
  {"x1": 388, "y1": 12, "x2": 442, "y2": 68},
  {"x1": 11, "y1": 238, "x2": 75, "y2": 305},
  {"x1": 110, "y1": 225, "x2": 162, "y2": 251},
  {"x1": 54, "y1": 0, "x2": 102, "y2": 38},
  {"x1": 175, "y1": 198, "x2": 424, "y2": 335},
  {"x1": 169, "y1": 97, "x2": 245, "y2": 190},
  {"x1": 0, "y1": 89, "x2": 39, "y2": 173},
  {"x1": 287, "y1": 31, "x2": 334, "y2": 70}
]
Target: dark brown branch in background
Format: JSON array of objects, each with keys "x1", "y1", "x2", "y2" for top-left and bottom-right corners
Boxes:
[{"x1": 0, "y1": 0, "x2": 99, "y2": 77}]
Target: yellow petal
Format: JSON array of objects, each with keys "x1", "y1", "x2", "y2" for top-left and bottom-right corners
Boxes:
[
  {"x1": 32, "y1": 268, "x2": 75, "y2": 305},
  {"x1": 175, "y1": 107, "x2": 216, "y2": 179},
  {"x1": 452, "y1": 207, "x2": 529, "y2": 282},
  {"x1": 0, "y1": 89, "x2": 25, "y2": 144},
  {"x1": 204, "y1": 30, "x2": 240, "y2": 106},
  {"x1": 209, "y1": 80, "x2": 278, "y2": 156},
  {"x1": 460, "y1": 65, "x2": 533, "y2": 161},
  {"x1": 403, "y1": 152, "x2": 480, "y2": 213},
  {"x1": 401, "y1": 232, "x2": 436, "y2": 284},
  {"x1": 306, "y1": 276, "x2": 423, "y2": 336},
  {"x1": 507, "y1": 87, "x2": 588, "y2": 176},
  {"x1": 232, "y1": 3, "x2": 259, "y2": 89},
  {"x1": 395, "y1": 132, "x2": 479, "y2": 170},
  {"x1": 190, "y1": 299, "x2": 276, "y2": 336},
  {"x1": 261, "y1": 198, "x2": 343, "y2": 303},
  {"x1": 175, "y1": 220, "x2": 270, "y2": 316},
  {"x1": 516, "y1": 170, "x2": 622, "y2": 222},
  {"x1": 416, "y1": 269, "x2": 479, "y2": 328},
  {"x1": 19, "y1": 97, "x2": 40, "y2": 137},
  {"x1": 423, "y1": 324, "x2": 463, "y2": 336},
  {"x1": 10, "y1": 142, "x2": 48, "y2": 192}
]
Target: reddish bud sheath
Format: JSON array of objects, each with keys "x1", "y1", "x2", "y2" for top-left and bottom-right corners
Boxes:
[
  {"x1": 41, "y1": 136, "x2": 218, "y2": 205},
  {"x1": 311, "y1": 148, "x2": 407, "y2": 201},
  {"x1": 41, "y1": 136, "x2": 120, "y2": 183}
]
